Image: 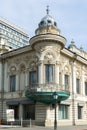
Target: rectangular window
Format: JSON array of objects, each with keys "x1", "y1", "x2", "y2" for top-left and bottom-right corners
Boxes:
[
  {"x1": 46, "y1": 64, "x2": 53, "y2": 83},
  {"x1": 59, "y1": 105, "x2": 69, "y2": 119},
  {"x1": 85, "y1": 82, "x2": 87, "y2": 96},
  {"x1": 64, "y1": 75, "x2": 69, "y2": 90},
  {"x1": 10, "y1": 75, "x2": 16, "y2": 92},
  {"x1": 76, "y1": 79, "x2": 80, "y2": 94},
  {"x1": 78, "y1": 106, "x2": 82, "y2": 119},
  {"x1": 29, "y1": 71, "x2": 37, "y2": 87},
  {"x1": 23, "y1": 104, "x2": 35, "y2": 120}
]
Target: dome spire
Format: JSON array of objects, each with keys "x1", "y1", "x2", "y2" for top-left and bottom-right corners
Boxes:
[{"x1": 46, "y1": 5, "x2": 49, "y2": 15}]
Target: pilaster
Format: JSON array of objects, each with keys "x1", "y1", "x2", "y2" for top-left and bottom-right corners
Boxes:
[{"x1": 38, "y1": 62, "x2": 43, "y2": 84}]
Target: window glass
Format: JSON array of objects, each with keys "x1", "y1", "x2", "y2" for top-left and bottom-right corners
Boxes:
[
  {"x1": 23, "y1": 104, "x2": 35, "y2": 120},
  {"x1": 10, "y1": 75, "x2": 16, "y2": 92},
  {"x1": 29, "y1": 71, "x2": 37, "y2": 86},
  {"x1": 76, "y1": 79, "x2": 80, "y2": 94},
  {"x1": 78, "y1": 106, "x2": 82, "y2": 119},
  {"x1": 59, "y1": 105, "x2": 69, "y2": 119},
  {"x1": 64, "y1": 75, "x2": 69, "y2": 90},
  {"x1": 46, "y1": 64, "x2": 53, "y2": 83}
]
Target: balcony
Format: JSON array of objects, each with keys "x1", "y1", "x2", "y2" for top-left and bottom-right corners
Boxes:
[{"x1": 25, "y1": 83, "x2": 70, "y2": 104}]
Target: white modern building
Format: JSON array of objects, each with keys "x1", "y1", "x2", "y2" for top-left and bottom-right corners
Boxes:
[{"x1": 0, "y1": 8, "x2": 87, "y2": 126}]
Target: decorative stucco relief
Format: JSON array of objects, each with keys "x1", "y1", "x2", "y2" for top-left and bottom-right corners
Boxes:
[{"x1": 44, "y1": 52, "x2": 54, "y2": 60}]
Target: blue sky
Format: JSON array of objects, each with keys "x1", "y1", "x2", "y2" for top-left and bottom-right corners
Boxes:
[{"x1": 0, "y1": 0, "x2": 87, "y2": 51}]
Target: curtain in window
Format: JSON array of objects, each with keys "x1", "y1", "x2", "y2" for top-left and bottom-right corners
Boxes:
[
  {"x1": 10, "y1": 75, "x2": 16, "y2": 92},
  {"x1": 59, "y1": 105, "x2": 68, "y2": 119},
  {"x1": 29, "y1": 71, "x2": 37, "y2": 87},
  {"x1": 78, "y1": 106, "x2": 82, "y2": 119},
  {"x1": 46, "y1": 64, "x2": 53, "y2": 83},
  {"x1": 76, "y1": 79, "x2": 80, "y2": 94},
  {"x1": 64, "y1": 75, "x2": 69, "y2": 90}
]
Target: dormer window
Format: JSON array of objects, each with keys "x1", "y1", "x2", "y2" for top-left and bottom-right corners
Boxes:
[
  {"x1": 47, "y1": 20, "x2": 51, "y2": 24},
  {"x1": 54, "y1": 22, "x2": 57, "y2": 27},
  {"x1": 40, "y1": 21, "x2": 44, "y2": 25}
]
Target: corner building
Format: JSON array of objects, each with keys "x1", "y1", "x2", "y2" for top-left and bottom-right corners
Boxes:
[{"x1": 0, "y1": 11, "x2": 87, "y2": 126}]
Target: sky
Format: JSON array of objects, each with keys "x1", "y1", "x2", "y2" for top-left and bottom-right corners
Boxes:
[{"x1": 0, "y1": 0, "x2": 87, "y2": 51}]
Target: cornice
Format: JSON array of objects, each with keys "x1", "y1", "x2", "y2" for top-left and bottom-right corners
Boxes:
[
  {"x1": 61, "y1": 48, "x2": 87, "y2": 65},
  {"x1": 1, "y1": 45, "x2": 32, "y2": 59},
  {"x1": 29, "y1": 33, "x2": 66, "y2": 48}
]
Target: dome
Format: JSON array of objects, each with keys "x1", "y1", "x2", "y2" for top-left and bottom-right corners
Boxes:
[
  {"x1": 35, "y1": 6, "x2": 60, "y2": 35},
  {"x1": 39, "y1": 14, "x2": 57, "y2": 28}
]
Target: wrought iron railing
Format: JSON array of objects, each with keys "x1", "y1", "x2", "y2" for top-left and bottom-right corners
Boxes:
[{"x1": 25, "y1": 83, "x2": 70, "y2": 93}]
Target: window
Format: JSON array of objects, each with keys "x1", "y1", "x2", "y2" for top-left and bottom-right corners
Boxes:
[
  {"x1": 85, "y1": 82, "x2": 87, "y2": 95},
  {"x1": 59, "y1": 72, "x2": 61, "y2": 85},
  {"x1": 64, "y1": 75, "x2": 69, "y2": 90},
  {"x1": 59, "y1": 105, "x2": 69, "y2": 119},
  {"x1": 45, "y1": 64, "x2": 53, "y2": 83},
  {"x1": 47, "y1": 20, "x2": 51, "y2": 23},
  {"x1": 29, "y1": 71, "x2": 37, "y2": 86},
  {"x1": 40, "y1": 21, "x2": 44, "y2": 25},
  {"x1": 9, "y1": 105, "x2": 19, "y2": 119},
  {"x1": 10, "y1": 75, "x2": 16, "y2": 92},
  {"x1": 78, "y1": 106, "x2": 83, "y2": 119},
  {"x1": 23, "y1": 104, "x2": 35, "y2": 120},
  {"x1": 76, "y1": 79, "x2": 80, "y2": 94},
  {"x1": 54, "y1": 22, "x2": 57, "y2": 27}
]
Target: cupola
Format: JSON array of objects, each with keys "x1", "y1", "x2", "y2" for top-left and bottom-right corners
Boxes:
[
  {"x1": 35, "y1": 6, "x2": 60, "y2": 35},
  {"x1": 30, "y1": 6, "x2": 66, "y2": 50}
]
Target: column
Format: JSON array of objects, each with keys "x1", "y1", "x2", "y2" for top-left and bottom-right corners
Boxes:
[
  {"x1": 71, "y1": 61, "x2": 76, "y2": 125},
  {"x1": 25, "y1": 69, "x2": 29, "y2": 87},
  {"x1": 0, "y1": 62, "x2": 2, "y2": 91},
  {"x1": 16, "y1": 71, "x2": 20, "y2": 91},
  {"x1": 72, "y1": 62, "x2": 76, "y2": 93},
  {"x1": 19, "y1": 104, "x2": 23, "y2": 120},
  {"x1": 38, "y1": 63, "x2": 43, "y2": 84},
  {"x1": 55, "y1": 62, "x2": 60, "y2": 84},
  {"x1": 4, "y1": 62, "x2": 7, "y2": 91},
  {"x1": 45, "y1": 106, "x2": 51, "y2": 126},
  {"x1": 82, "y1": 70, "x2": 85, "y2": 95}
]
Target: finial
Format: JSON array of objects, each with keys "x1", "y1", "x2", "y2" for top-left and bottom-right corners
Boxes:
[
  {"x1": 80, "y1": 45, "x2": 83, "y2": 51},
  {"x1": 46, "y1": 5, "x2": 49, "y2": 15},
  {"x1": 71, "y1": 39, "x2": 75, "y2": 45}
]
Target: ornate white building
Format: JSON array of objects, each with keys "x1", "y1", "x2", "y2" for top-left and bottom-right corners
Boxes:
[{"x1": 0, "y1": 8, "x2": 87, "y2": 126}]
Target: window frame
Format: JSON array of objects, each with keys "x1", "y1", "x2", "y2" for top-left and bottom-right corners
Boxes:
[
  {"x1": 64, "y1": 74, "x2": 69, "y2": 90},
  {"x1": 29, "y1": 71, "x2": 38, "y2": 86},
  {"x1": 23, "y1": 104, "x2": 35, "y2": 120},
  {"x1": 59, "y1": 104, "x2": 69, "y2": 120},
  {"x1": 78, "y1": 106, "x2": 83, "y2": 119},
  {"x1": 76, "y1": 78, "x2": 80, "y2": 94},
  {"x1": 10, "y1": 75, "x2": 16, "y2": 92},
  {"x1": 45, "y1": 64, "x2": 54, "y2": 84}
]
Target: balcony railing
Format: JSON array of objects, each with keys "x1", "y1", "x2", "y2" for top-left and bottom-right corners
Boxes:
[{"x1": 25, "y1": 83, "x2": 70, "y2": 93}]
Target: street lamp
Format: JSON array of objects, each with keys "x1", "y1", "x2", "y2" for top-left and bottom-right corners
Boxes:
[{"x1": 53, "y1": 91, "x2": 58, "y2": 130}]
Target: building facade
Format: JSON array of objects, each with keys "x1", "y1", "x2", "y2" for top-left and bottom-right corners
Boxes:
[
  {"x1": 0, "y1": 17, "x2": 29, "y2": 51},
  {"x1": 0, "y1": 10, "x2": 87, "y2": 126}
]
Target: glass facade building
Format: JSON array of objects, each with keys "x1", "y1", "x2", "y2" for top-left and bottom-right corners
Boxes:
[{"x1": 0, "y1": 17, "x2": 29, "y2": 49}]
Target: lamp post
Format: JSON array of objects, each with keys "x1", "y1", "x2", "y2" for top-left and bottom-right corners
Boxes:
[{"x1": 53, "y1": 92, "x2": 58, "y2": 130}]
